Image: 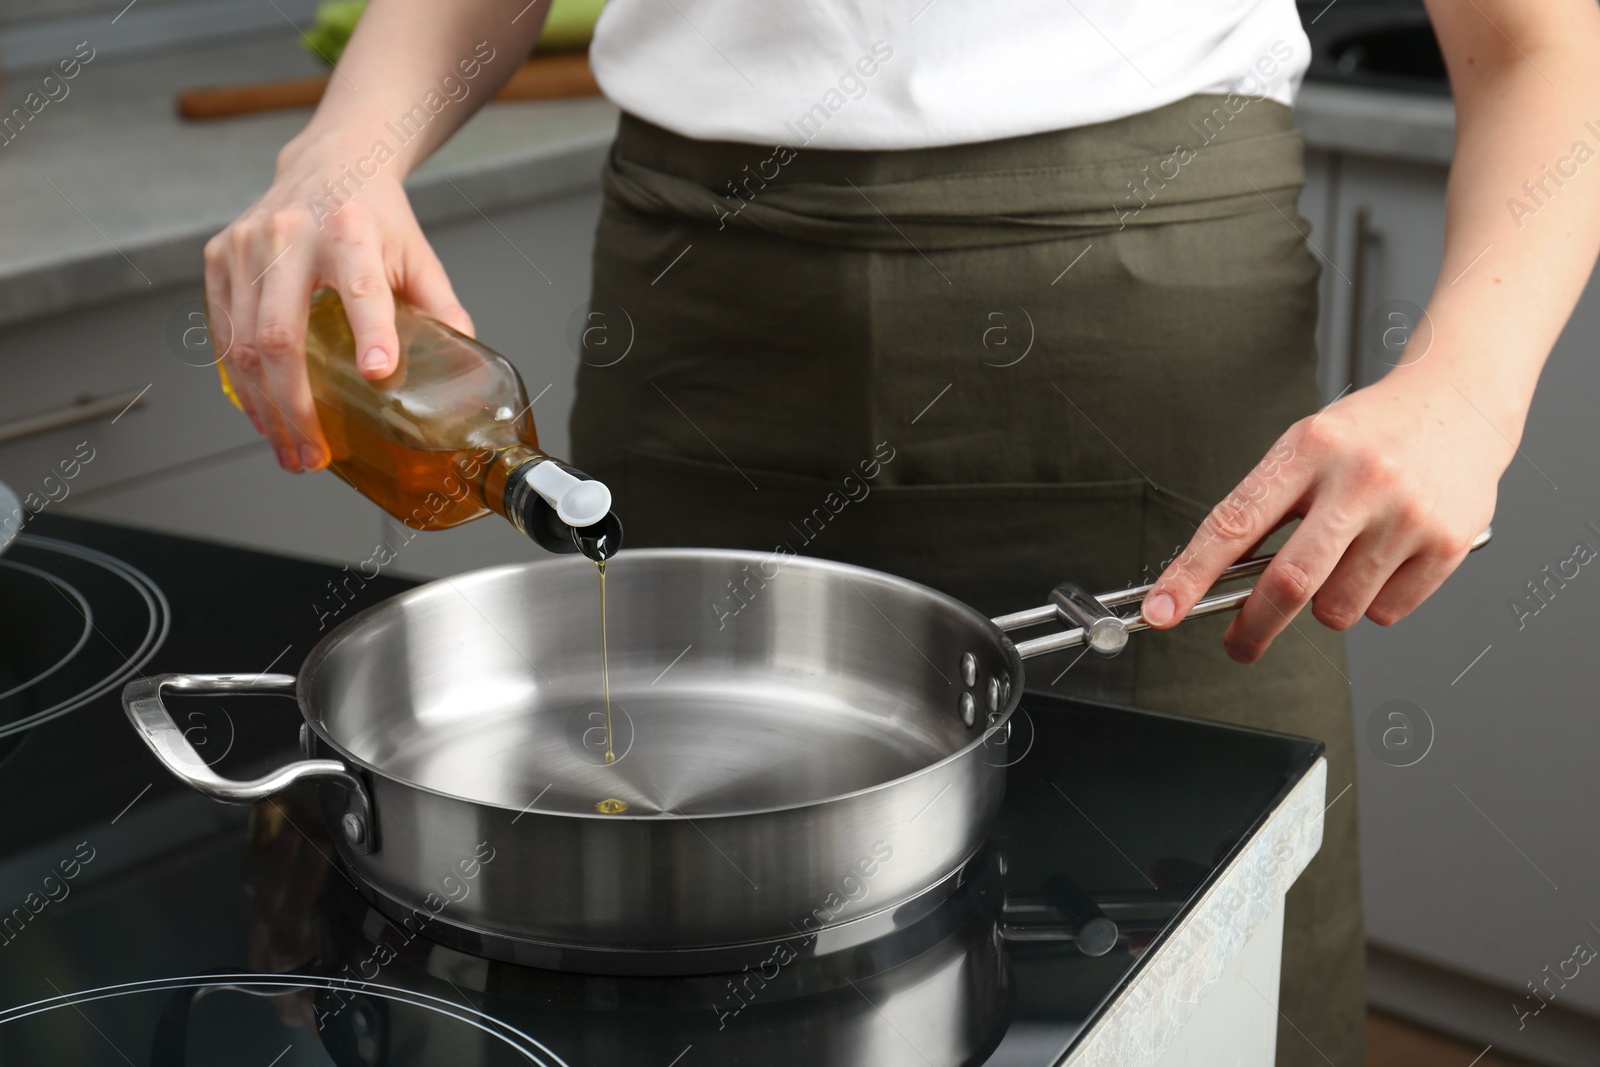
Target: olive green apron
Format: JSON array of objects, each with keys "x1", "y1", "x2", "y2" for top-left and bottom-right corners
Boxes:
[{"x1": 571, "y1": 96, "x2": 1365, "y2": 1066}]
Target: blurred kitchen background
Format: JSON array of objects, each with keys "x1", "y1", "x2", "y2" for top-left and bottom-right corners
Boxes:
[{"x1": 1, "y1": 1, "x2": 1598, "y2": 1063}]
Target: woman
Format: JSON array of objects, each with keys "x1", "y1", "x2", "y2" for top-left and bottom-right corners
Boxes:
[{"x1": 206, "y1": 1, "x2": 1600, "y2": 1062}]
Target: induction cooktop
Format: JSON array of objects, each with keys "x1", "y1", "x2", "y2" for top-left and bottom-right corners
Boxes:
[{"x1": 0, "y1": 515, "x2": 1320, "y2": 1066}]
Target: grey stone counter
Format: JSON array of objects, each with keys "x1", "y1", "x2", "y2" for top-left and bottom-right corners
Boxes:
[
  {"x1": 1294, "y1": 81, "x2": 1455, "y2": 167},
  {"x1": 0, "y1": 37, "x2": 1451, "y2": 333},
  {"x1": 0, "y1": 30, "x2": 618, "y2": 329}
]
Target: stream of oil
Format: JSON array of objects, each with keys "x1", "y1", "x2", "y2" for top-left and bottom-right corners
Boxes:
[
  {"x1": 594, "y1": 560, "x2": 628, "y2": 815},
  {"x1": 592, "y1": 559, "x2": 627, "y2": 819},
  {"x1": 598, "y1": 559, "x2": 614, "y2": 765}
]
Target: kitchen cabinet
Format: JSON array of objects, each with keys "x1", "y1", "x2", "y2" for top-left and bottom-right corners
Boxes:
[
  {"x1": 1302, "y1": 139, "x2": 1600, "y2": 1064},
  {"x1": 0, "y1": 284, "x2": 263, "y2": 510},
  {"x1": 1305, "y1": 151, "x2": 1449, "y2": 401},
  {"x1": 69, "y1": 443, "x2": 382, "y2": 567}
]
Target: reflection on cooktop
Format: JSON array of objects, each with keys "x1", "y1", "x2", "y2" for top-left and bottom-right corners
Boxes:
[{"x1": 0, "y1": 516, "x2": 1320, "y2": 1066}]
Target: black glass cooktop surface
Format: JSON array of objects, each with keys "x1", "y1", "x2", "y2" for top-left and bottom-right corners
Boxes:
[{"x1": 0, "y1": 515, "x2": 1320, "y2": 1066}]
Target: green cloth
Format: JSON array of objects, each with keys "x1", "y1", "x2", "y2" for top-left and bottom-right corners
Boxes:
[
  {"x1": 301, "y1": 0, "x2": 602, "y2": 65},
  {"x1": 572, "y1": 95, "x2": 1365, "y2": 1066}
]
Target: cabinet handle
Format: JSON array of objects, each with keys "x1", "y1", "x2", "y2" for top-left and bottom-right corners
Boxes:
[
  {"x1": 1345, "y1": 206, "x2": 1376, "y2": 390},
  {"x1": 0, "y1": 388, "x2": 149, "y2": 445}
]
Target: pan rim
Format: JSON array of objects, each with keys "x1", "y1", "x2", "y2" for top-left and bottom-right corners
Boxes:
[{"x1": 296, "y1": 547, "x2": 1024, "y2": 822}]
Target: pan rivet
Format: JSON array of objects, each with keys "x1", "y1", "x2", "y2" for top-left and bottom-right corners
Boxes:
[
  {"x1": 341, "y1": 813, "x2": 366, "y2": 846},
  {"x1": 959, "y1": 692, "x2": 976, "y2": 727},
  {"x1": 1001, "y1": 672, "x2": 1012, "y2": 702},
  {"x1": 960, "y1": 653, "x2": 977, "y2": 687},
  {"x1": 986, "y1": 677, "x2": 1001, "y2": 713}
]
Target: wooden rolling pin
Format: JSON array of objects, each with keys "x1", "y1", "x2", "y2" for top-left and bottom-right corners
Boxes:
[{"x1": 176, "y1": 52, "x2": 599, "y2": 120}]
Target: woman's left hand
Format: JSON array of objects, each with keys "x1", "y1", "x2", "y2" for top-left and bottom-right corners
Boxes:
[{"x1": 1138, "y1": 367, "x2": 1514, "y2": 662}]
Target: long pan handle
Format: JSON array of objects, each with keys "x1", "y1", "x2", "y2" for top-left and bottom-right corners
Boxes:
[{"x1": 995, "y1": 526, "x2": 1492, "y2": 661}]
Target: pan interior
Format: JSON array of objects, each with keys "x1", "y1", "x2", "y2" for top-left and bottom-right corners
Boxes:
[
  {"x1": 304, "y1": 551, "x2": 1017, "y2": 816},
  {"x1": 357, "y1": 680, "x2": 950, "y2": 815}
]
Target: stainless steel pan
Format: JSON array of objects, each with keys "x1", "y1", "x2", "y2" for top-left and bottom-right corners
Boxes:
[{"x1": 124, "y1": 530, "x2": 1489, "y2": 975}]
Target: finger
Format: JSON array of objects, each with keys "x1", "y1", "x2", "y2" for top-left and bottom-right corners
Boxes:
[
  {"x1": 253, "y1": 242, "x2": 325, "y2": 471},
  {"x1": 399, "y1": 233, "x2": 474, "y2": 337},
  {"x1": 1220, "y1": 510, "x2": 1360, "y2": 662},
  {"x1": 224, "y1": 230, "x2": 299, "y2": 470},
  {"x1": 1308, "y1": 527, "x2": 1413, "y2": 632},
  {"x1": 326, "y1": 210, "x2": 400, "y2": 379},
  {"x1": 202, "y1": 241, "x2": 261, "y2": 436},
  {"x1": 1364, "y1": 543, "x2": 1470, "y2": 626},
  {"x1": 1141, "y1": 440, "x2": 1315, "y2": 628},
  {"x1": 1237, "y1": 512, "x2": 1300, "y2": 562},
  {"x1": 226, "y1": 356, "x2": 271, "y2": 444}
]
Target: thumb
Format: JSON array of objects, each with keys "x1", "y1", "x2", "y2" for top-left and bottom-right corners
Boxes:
[{"x1": 400, "y1": 239, "x2": 474, "y2": 338}]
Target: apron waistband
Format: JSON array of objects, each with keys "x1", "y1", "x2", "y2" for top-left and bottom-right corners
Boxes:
[{"x1": 602, "y1": 94, "x2": 1307, "y2": 250}]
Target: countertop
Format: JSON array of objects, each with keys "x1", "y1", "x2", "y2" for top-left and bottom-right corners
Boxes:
[
  {"x1": 1293, "y1": 79, "x2": 1455, "y2": 167},
  {"x1": 0, "y1": 29, "x2": 1455, "y2": 330},
  {"x1": 0, "y1": 31, "x2": 619, "y2": 329}
]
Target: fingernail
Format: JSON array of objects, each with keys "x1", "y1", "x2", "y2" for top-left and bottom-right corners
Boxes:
[
  {"x1": 277, "y1": 446, "x2": 298, "y2": 471},
  {"x1": 1143, "y1": 592, "x2": 1175, "y2": 627},
  {"x1": 299, "y1": 444, "x2": 325, "y2": 471},
  {"x1": 359, "y1": 347, "x2": 388, "y2": 372}
]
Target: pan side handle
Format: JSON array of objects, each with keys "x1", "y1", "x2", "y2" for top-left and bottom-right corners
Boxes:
[
  {"x1": 122, "y1": 673, "x2": 375, "y2": 854},
  {"x1": 995, "y1": 526, "x2": 1492, "y2": 661}
]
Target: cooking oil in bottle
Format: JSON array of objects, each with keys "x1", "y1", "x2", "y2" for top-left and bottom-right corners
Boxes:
[
  {"x1": 211, "y1": 288, "x2": 629, "y2": 811},
  {"x1": 213, "y1": 288, "x2": 622, "y2": 560}
]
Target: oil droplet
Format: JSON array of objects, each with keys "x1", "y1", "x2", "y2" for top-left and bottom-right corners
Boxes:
[{"x1": 596, "y1": 798, "x2": 628, "y2": 814}]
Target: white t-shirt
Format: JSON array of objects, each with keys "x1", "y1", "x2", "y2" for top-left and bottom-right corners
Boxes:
[{"x1": 589, "y1": 1, "x2": 1311, "y2": 150}]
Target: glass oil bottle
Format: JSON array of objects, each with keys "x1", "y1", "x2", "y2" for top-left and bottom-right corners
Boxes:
[{"x1": 215, "y1": 288, "x2": 621, "y2": 560}]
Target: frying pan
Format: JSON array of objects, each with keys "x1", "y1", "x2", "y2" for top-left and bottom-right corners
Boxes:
[{"x1": 123, "y1": 530, "x2": 1489, "y2": 975}]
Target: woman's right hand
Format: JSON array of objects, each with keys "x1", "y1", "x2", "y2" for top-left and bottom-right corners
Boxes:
[{"x1": 204, "y1": 133, "x2": 474, "y2": 472}]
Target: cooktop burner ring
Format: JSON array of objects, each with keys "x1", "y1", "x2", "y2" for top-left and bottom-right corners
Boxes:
[
  {"x1": 0, "y1": 972, "x2": 576, "y2": 1066},
  {"x1": 0, "y1": 533, "x2": 170, "y2": 738},
  {"x1": 0, "y1": 558, "x2": 94, "y2": 701}
]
